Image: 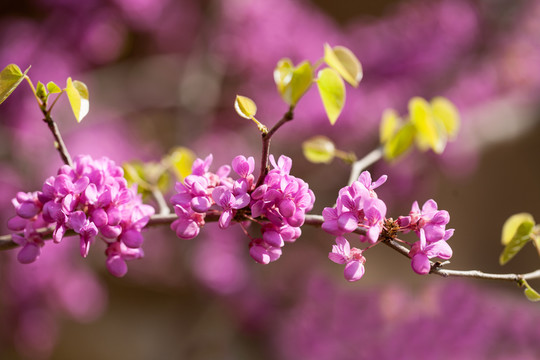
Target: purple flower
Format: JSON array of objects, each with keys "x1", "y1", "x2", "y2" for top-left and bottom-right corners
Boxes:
[
  {"x1": 398, "y1": 199, "x2": 451, "y2": 242},
  {"x1": 322, "y1": 171, "x2": 387, "y2": 244},
  {"x1": 328, "y1": 236, "x2": 366, "y2": 281},
  {"x1": 249, "y1": 238, "x2": 282, "y2": 264},
  {"x1": 8, "y1": 155, "x2": 155, "y2": 276},
  {"x1": 212, "y1": 186, "x2": 250, "y2": 229},
  {"x1": 409, "y1": 228, "x2": 453, "y2": 275}
]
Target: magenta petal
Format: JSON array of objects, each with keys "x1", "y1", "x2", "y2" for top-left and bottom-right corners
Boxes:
[
  {"x1": 321, "y1": 220, "x2": 341, "y2": 235},
  {"x1": 107, "y1": 207, "x2": 122, "y2": 226},
  {"x1": 249, "y1": 245, "x2": 270, "y2": 264},
  {"x1": 53, "y1": 225, "x2": 66, "y2": 243},
  {"x1": 17, "y1": 202, "x2": 40, "y2": 219},
  {"x1": 91, "y1": 208, "x2": 108, "y2": 228},
  {"x1": 84, "y1": 183, "x2": 99, "y2": 204},
  {"x1": 411, "y1": 253, "x2": 430, "y2": 275},
  {"x1": 172, "y1": 219, "x2": 200, "y2": 239},
  {"x1": 7, "y1": 216, "x2": 27, "y2": 231},
  {"x1": 263, "y1": 230, "x2": 284, "y2": 247},
  {"x1": 122, "y1": 229, "x2": 144, "y2": 248},
  {"x1": 279, "y1": 199, "x2": 296, "y2": 218},
  {"x1": 73, "y1": 176, "x2": 90, "y2": 194},
  {"x1": 328, "y1": 252, "x2": 346, "y2": 264},
  {"x1": 191, "y1": 196, "x2": 211, "y2": 213},
  {"x1": 219, "y1": 210, "x2": 233, "y2": 229},
  {"x1": 80, "y1": 237, "x2": 91, "y2": 258},
  {"x1": 17, "y1": 243, "x2": 41, "y2": 264},
  {"x1": 68, "y1": 211, "x2": 87, "y2": 233},
  {"x1": 337, "y1": 212, "x2": 358, "y2": 233},
  {"x1": 106, "y1": 255, "x2": 128, "y2": 277},
  {"x1": 100, "y1": 225, "x2": 123, "y2": 239},
  {"x1": 344, "y1": 261, "x2": 365, "y2": 281}
]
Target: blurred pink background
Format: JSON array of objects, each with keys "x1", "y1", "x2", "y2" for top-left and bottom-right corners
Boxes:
[{"x1": 1, "y1": 0, "x2": 540, "y2": 358}]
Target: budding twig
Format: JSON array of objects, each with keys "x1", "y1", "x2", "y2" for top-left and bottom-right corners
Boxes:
[
  {"x1": 347, "y1": 146, "x2": 383, "y2": 185},
  {"x1": 42, "y1": 113, "x2": 73, "y2": 167},
  {"x1": 1, "y1": 211, "x2": 540, "y2": 288},
  {"x1": 255, "y1": 107, "x2": 294, "y2": 187}
]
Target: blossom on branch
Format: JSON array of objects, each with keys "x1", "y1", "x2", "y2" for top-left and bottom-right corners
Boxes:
[{"x1": 8, "y1": 155, "x2": 155, "y2": 277}]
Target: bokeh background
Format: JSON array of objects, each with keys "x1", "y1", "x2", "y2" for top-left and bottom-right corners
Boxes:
[{"x1": 1, "y1": 0, "x2": 540, "y2": 358}]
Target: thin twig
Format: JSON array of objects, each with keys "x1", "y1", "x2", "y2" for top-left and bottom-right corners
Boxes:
[
  {"x1": 2, "y1": 211, "x2": 540, "y2": 285},
  {"x1": 255, "y1": 107, "x2": 294, "y2": 187},
  {"x1": 151, "y1": 187, "x2": 171, "y2": 215},
  {"x1": 347, "y1": 146, "x2": 383, "y2": 185},
  {"x1": 42, "y1": 113, "x2": 73, "y2": 167}
]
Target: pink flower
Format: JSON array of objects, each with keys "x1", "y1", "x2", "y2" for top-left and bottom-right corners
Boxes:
[
  {"x1": 328, "y1": 237, "x2": 366, "y2": 281},
  {"x1": 409, "y1": 228, "x2": 453, "y2": 275}
]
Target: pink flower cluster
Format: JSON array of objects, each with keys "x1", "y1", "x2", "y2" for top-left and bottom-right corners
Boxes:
[
  {"x1": 322, "y1": 171, "x2": 387, "y2": 281},
  {"x1": 7, "y1": 155, "x2": 155, "y2": 277},
  {"x1": 323, "y1": 172, "x2": 454, "y2": 280},
  {"x1": 249, "y1": 155, "x2": 315, "y2": 264},
  {"x1": 170, "y1": 154, "x2": 315, "y2": 265},
  {"x1": 398, "y1": 200, "x2": 454, "y2": 274}
]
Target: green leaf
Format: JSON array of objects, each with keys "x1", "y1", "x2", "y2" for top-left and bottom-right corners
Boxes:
[
  {"x1": 383, "y1": 122, "x2": 416, "y2": 161},
  {"x1": 431, "y1": 97, "x2": 460, "y2": 140},
  {"x1": 409, "y1": 97, "x2": 447, "y2": 154},
  {"x1": 499, "y1": 219, "x2": 535, "y2": 265},
  {"x1": 274, "y1": 58, "x2": 294, "y2": 98},
  {"x1": 36, "y1": 81, "x2": 47, "y2": 100},
  {"x1": 46, "y1": 81, "x2": 62, "y2": 94},
  {"x1": 324, "y1": 44, "x2": 362, "y2": 87},
  {"x1": 316, "y1": 68, "x2": 345, "y2": 125},
  {"x1": 302, "y1": 135, "x2": 336, "y2": 164},
  {"x1": 274, "y1": 60, "x2": 313, "y2": 106},
  {"x1": 501, "y1": 213, "x2": 535, "y2": 245},
  {"x1": 0, "y1": 64, "x2": 29, "y2": 105},
  {"x1": 65, "y1": 77, "x2": 89, "y2": 122},
  {"x1": 167, "y1": 147, "x2": 196, "y2": 180},
  {"x1": 380, "y1": 109, "x2": 401, "y2": 144},
  {"x1": 123, "y1": 162, "x2": 150, "y2": 192},
  {"x1": 287, "y1": 61, "x2": 313, "y2": 106},
  {"x1": 522, "y1": 280, "x2": 540, "y2": 302},
  {"x1": 234, "y1": 95, "x2": 257, "y2": 119}
]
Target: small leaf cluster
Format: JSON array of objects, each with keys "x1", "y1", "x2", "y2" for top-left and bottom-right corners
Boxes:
[
  {"x1": 0, "y1": 63, "x2": 89, "y2": 122},
  {"x1": 380, "y1": 97, "x2": 460, "y2": 161},
  {"x1": 500, "y1": 213, "x2": 540, "y2": 302},
  {"x1": 123, "y1": 147, "x2": 196, "y2": 198},
  {"x1": 274, "y1": 44, "x2": 362, "y2": 125}
]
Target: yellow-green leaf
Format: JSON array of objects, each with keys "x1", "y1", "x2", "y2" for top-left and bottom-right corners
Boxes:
[
  {"x1": 499, "y1": 219, "x2": 535, "y2": 265},
  {"x1": 522, "y1": 280, "x2": 540, "y2": 302},
  {"x1": 288, "y1": 61, "x2": 313, "y2": 106},
  {"x1": 324, "y1": 44, "x2": 362, "y2": 87},
  {"x1": 274, "y1": 58, "x2": 294, "y2": 97},
  {"x1": 46, "y1": 81, "x2": 62, "y2": 94},
  {"x1": 0, "y1": 64, "x2": 29, "y2": 105},
  {"x1": 234, "y1": 95, "x2": 257, "y2": 119},
  {"x1": 409, "y1": 97, "x2": 446, "y2": 154},
  {"x1": 168, "y1": 147, "x2": 196, "y2": 180},
  {"x1": 431, "y1": 97, "x2": 460, "y2": 140},
  {"x1": 383, "y1": 122, "x2": 416, "y2": 161},
  {"x1": 502, "y1": 213, "x2": 535, "y2": 245},
  {"x1": 274, "y1": 60, "x2": 313, "y2": 106},
  {"x1": 123, "y1": 162, "x2": 150, "y2": 191},
  {"x1": 380, "y1": 109, "x2": 401, "y2": 144},
  {"x1": 65, "y1": 77, "x2": 89, "y2": 122},
  {"x1": 316, "y1": 68, "x2": 345, "y2": 125},
  {"x1": 36, "y1": 81, "x2": 47, "y2": 100},
  {"x1": 302, "y1": 135, "x2": 336, "y2": 164}
]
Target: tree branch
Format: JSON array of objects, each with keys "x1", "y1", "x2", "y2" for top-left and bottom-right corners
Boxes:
[
  {"x1": 347, "y1": 146, "x2": 383, "y2": 185},
  {"x1": 255, "y1": 107, "x2": 294, "y2": 187},
  {"x1": 2, "y1": 212, "x2": 539, "y2": 287},
  {"x1": 42, "y1": 113, "x2": 73, "y2": 167}
]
